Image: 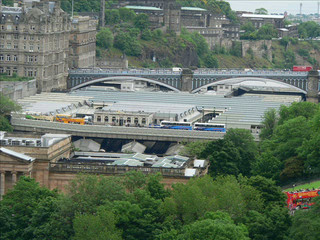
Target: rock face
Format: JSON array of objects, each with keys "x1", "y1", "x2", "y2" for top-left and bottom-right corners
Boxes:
[
  {"x1": 241, "y1": 40, "x2": 272, "y2": 61},
  {"x1": 142, "y1": 40, "x2": 199, "y2": 67}
]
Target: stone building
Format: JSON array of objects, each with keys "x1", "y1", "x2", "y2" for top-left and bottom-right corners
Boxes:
[
  {"x1": 239, "y1": 13, "x2": 285, "y2": 29},
  {"x1": 0, "y1": 131, "x2": 72, "y2": 199},
  {"x1": 69, "y1": 16, "x2": 97, "y2": 69},
  {"x1": 0, "y1": 0, "x2": 70, "y2": 92},
  {"x1": 0, "y1": 131, "x2": 203, "y2": 196}
]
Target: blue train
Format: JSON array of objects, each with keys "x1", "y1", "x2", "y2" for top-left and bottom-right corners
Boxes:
[{"x1": 159, "y1": 121, "x2": 226, "y2": 132}]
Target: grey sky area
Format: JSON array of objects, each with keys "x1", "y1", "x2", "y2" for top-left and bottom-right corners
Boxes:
[{"x1": 226, "y1": 0, "x2": 319, "y2": 14}]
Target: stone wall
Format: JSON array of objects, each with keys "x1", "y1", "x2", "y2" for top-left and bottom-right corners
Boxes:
[
  {"x1": 0, "y1": 79, "x2": 36, "y2": 101},
  {"x1": 241, "y1": 40, "x2": 272, "y2": 61}
]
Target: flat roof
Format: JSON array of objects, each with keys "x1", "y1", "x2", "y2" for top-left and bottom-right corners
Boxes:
[
  {"x1": 181, "y1": 7, "x2": 207, "y2": 12},
  {"x1": 125, "y1": 5, "x2": 162, "y2": 11},
  {"x1": 241, "y1": 13, "x2": 285, "y2": 19}
]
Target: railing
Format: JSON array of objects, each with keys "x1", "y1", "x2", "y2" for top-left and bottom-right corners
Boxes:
[
  {"x1": 69, "y1": 68, "x2": 309, "y2": 77},
  {"x1": 69, "y1": 69, "x2": 181, "y2": 76},
  {"x1": 49, "y1": 162, "x2": 190, "y2": 177}
]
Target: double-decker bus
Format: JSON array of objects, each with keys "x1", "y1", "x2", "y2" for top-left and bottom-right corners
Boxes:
[
  {"x1": 160, "y1": 121, "x2": 193, "y2": 130},
  {"x1": 194, "y1": 123, "x2": 226, "y2": 132},
  {"x1": 285, "y1": 189, "x2": 320, "y2": 210}
]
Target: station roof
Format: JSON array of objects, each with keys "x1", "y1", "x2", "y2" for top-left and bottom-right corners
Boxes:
[
  {"x1": 70, "y1": 88, "x2": 298, "y2": 128},
  {"x1": 100, "y1": 101, "x2": 196, "y2": 115}
]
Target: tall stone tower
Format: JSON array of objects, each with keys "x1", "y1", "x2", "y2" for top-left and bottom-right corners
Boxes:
[
  {"x1": 306, "y1": 70, "x2": 319, "y2": 103},
  {"x1": 163, "y1": 0, "x2": 181, "y2": 34}
]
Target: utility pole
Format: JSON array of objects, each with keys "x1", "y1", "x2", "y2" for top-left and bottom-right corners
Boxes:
[
  {"x1": 71, "y1": 0, "x2": 74, "y2": 19},
  {"x1": 100, "y1": 0, "x2": 105, "y2": 28}
]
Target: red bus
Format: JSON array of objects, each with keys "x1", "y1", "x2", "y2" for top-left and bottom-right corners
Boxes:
[
  {"x1": 285, "y1": 189, "x2": 320, "y2": 210},
  {"x1": 292, "y1": 66, "x2": 313, "y2": 72}
]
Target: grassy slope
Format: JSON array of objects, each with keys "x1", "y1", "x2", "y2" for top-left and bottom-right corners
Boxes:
[{"x1": 284, "y1": 180, "x2": 320, "y2": 191}]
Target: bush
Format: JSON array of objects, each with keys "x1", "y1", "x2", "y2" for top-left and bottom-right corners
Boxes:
[{"x1": 96, "y1": 28, "x2": 113, "y2": 49}]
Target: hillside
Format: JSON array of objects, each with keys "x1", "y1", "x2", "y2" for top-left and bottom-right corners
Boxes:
[{"x1": 98, "y1": 39, "x2": 320, "y2": 69}]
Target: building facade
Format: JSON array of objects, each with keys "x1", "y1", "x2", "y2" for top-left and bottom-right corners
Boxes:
[
  {"x1": 69, "y1": 16, "x2": 97, "y2": 69},
  {"x1": 0, "y1": 1, "x2": 70, "y2": 92},
  {"x1": 120, "y1": 0, "x2": 240, "y2": 48}
]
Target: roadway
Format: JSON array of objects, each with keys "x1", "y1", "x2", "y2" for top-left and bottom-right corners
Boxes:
[{"x1": 11, "y1": 117, "x2": 260, "y2": 142}]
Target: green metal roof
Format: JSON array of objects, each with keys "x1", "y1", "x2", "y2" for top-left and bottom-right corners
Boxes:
[
  {"x1": 181, "y1": 7, "x2": 207, "y2": 11},
  {"x1": 125, "y1": 5, "x2": 162, "y2": 11}
]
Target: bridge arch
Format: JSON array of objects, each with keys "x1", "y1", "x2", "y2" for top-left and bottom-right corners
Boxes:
[
  {"x1": 191, "y1": 77, "x2": 307, "y2": 94},
  {"x1": 71, "y1": 76, "x2": 181, "y2": 92}
]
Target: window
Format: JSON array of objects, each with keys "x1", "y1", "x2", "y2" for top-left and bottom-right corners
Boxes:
[
  {"x1": 14, "y1": 34, "x2": 18, "y2": 39},
  {"x1": 30, "y1": 36, "x2": 34, "y2": 40},
  {"x1": 0, "y1": 44, "x2": 4, "y2": 49},
  {"x1": 15, "y1": 26, "x2": 18, "y2": 31},
  {"x1": 0, "y1": 35, "x2": 4, "y2": 39},
  {"x1": 6, "y1": 55, "x2": 11, "y2": 61},
  {"x1": 14, "y1": 45, "x2": 18, "y2": 49},
  {"x1": 29, "y1": 45, "x2": 34, "y2": 51},
  {"x1": 34, "y1": 56, "x2": 37, "y2": 62},
  {"x1": 0, "y1": 67, "x2": 4, "y2": 73},
  {"x1": 6, "y1": 67, "x2": 11, "y2": 75},
  {"x1": 28, "y1": 56, "x2": 33, "y2": 62},
  {"x1": 7, "y1": 43, "x2": 11, "y2": 49},
  {"x1": 104, "y1": 116, "x2": 108, "y2": 122},
  {"x1": 97, "y1": 116, "x2": 101, "y2": 122},
  {"x1": 30, "y1": 25, "x2": 35, "y2": 30},
  {"x1": 13, "y1": 55, "x2": 18, "y2": 61},
  {"x1": 13, "y1": 67, "x2": 17, "y2": 73},
  {"x1": 24, "y1": 35, "x2": 27, "y2": 40},
  {"x1": 0, "y1": 54, "x2": 3, "y2": 61},
  {"x1": 127, "y1": 117, "x2": 131, "y2": 123},
  {"x1": 112, "y1": 116, "x2": 116, "y2": 122},
  {"x1": 134, "y1": 118, "x2": 139, "y2": 124},
  {"x1": 7, "y1": 25, "x2": 12, "y2": 30},
  {"x1": 6, "y1": 35, "x2": 11, "y2": 40},
  {"x1": 1, "y1": 26, "x2": 4, "y2": 30},
  {"x1": 142, "y1": 118, "x2": 146, "y2": 124}
]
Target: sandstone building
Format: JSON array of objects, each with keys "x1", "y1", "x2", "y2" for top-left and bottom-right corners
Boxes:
[
  {"x1": 0, "y1": 131, "x2": 205, "y2": 197},
  {"x1": 69, "y1": 16, "x2": 97, "y2": 69},
  {"x1": 0, "y1": 0, "x2": 97, "y2": 92},
  {"x1": 0, "y1": 1, "x2": 70, "y2": 92}
]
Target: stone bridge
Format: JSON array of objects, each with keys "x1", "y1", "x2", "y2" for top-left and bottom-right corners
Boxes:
[{"x1": 68, "y1": 68, "x2": 319, "y2": 94}]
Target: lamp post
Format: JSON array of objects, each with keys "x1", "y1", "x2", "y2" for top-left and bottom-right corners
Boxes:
[
  {"x1": 213, "y1": 107, "x2": 216, "y2": 118},
  {"x1": 202, "y1": 106, "x2": 204, "y2": 123}
]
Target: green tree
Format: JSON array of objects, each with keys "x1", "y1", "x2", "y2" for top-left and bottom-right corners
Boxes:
[
  {"x1": 105, "y1": 9, "x2": 120, "y2": 25},
  {"x1": 134, "y1": 13, "x2": 150, "y2": 30},
  {"x1": 257, "y1": 24, "x2": 278, "y2": 40},
  {"x1": 73, "y1": 206, "x2": 122, "y2": 240},
  {"x1": 278, "y1": 102, "x2": 319, "y2": 125},
  {"x1": 141, "y1": 29, "x2": 152, "y2": 41},
  {"x1": 96, "y1": 28, "x2": 114, "y2": 49},
  {"x1": 0, "y1": 94, "x2": 21, "y2": 116},
  {"x1": 119, "y1": 8, "x2": 136, "y2": 22},
  {"x1": 0, "y1": 177, "x2": 58, "y2": 240},
  {"x1": 260, "y1": 108, "x2": 278, "y2": 140},
  {"x1": 254, "y1": 8, "x2": 268, "y2": 15},
  {"x1": 204, "y1": 53, "x2": 219, "y2": 68},
  {"x1": 224, "y1": 128, "x2": 258, "y2": 176},
  {"x1": 177, "y1": 211, "x2": 250, "y2": 240}
]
